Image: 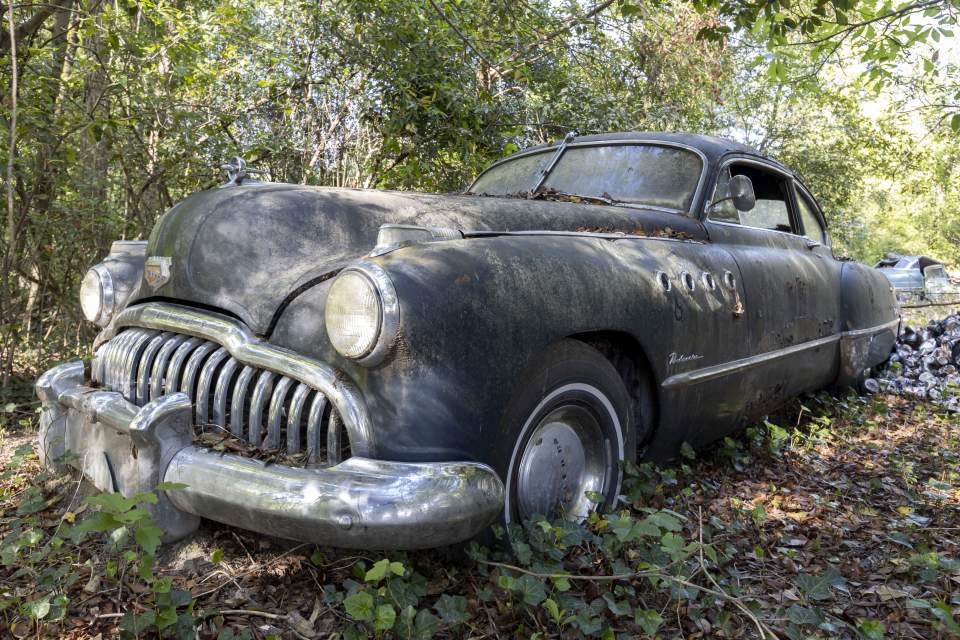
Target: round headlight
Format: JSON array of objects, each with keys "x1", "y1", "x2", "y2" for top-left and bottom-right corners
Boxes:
[
  {"x1": 325, "y1": 262, "x2": 399, "y2": 365},
  {"x1": 79, "y1": 265, "x2": 115, "y2": 326}
]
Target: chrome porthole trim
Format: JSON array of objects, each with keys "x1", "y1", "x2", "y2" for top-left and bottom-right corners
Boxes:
[
  {"x1": 680, "y1": 271, "x2": 696, "y2": 292},
  {"x1": 701, "y1": 272, "x2": 716, "y2": 291},
  {"x1": 655, "y1": 270, "x2": 672, "y2": 292},
  {"x1": 722, "y1": 270, "x2": 736, "y2": 290},
  {"x1": 338, "y1": 260, "x2": 401, "y2": 367}
]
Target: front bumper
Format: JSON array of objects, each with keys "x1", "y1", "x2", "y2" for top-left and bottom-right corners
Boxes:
[{"x1": 36, "y1": 361, "x2": 504, "y2": 549}]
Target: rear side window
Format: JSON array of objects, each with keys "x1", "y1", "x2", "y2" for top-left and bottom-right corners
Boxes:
[
  {"x1": 796, "y1": 188, "x2": 826, "y2": 243},
  {"x1": 709, "y1": 163, "x2": 793, "y2": 233}
]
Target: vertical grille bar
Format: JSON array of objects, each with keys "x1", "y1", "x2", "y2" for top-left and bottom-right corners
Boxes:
[
  {"x1": 248, "y1": 371, "x2": 277, "y2": 446},
  {"x1": 327, "y1": 410, "x2": 342, "y2": 466},
  {"x1": 136, "y1": 332, "x2": 174, "y2": 405},
  {"x1": 149, "y1": 335, "x2": 188, "y2": 401},
  {"x1": 265, "y1": 377, "x2": 294, "y2": 450},
  {"x1": 91, "y1": 345, "x2": 106, "y2": 385},
  {"x1": 230, "y1": 366, "x2": 257, "y2": 438},
  {"x1": 306, "y1": 394, "x2": 327, "y2": 464},
  {"x1": 108, "y1": 332, "x2": 135, "y2": 392},
  {"x1": 195, "y1": 347, "x2": 229, "y2": 427},
  {"x1": 212, "y1": 358, "x2": 240, "y2": 429},
  {"x1": 286, "y1": 384, "x2": 311, "y2": 454},
  {"x1": 180, "y1": 341, "x2": 217, "y2": 398},
  {"x1": 121, "y1": 330, "x2": 157, "y2": 401},
  {"x1": 164, "y1": 337, "x2": 202, "y2": 395}
]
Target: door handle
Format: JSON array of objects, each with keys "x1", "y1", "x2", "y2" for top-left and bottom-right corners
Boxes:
[{"x1": 805, "y1": 239, "x2": 821, "y2": 250}]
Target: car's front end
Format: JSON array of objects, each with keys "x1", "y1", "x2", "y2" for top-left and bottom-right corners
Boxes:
[{"x1": 37, "y1": 220, "x2": 506, "y2": 548}]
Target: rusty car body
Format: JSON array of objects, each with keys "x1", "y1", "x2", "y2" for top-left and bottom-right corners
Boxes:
[{"x1": 36, "y1": 132, "x2": 899, "y2": 549}]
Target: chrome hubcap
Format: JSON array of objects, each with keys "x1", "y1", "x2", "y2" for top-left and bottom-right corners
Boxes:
[{"x1": 516, "y1": 404, "x2": 608, "y2": 521}]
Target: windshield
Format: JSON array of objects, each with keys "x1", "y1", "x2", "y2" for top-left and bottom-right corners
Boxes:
[{"x1": 469, "y1": 143, "x2": 703, "y2": 213}]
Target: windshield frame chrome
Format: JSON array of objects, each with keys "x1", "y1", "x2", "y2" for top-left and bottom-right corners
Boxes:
[{"x1": 467, "y1": 138, "x2": 709, "y2": 216}]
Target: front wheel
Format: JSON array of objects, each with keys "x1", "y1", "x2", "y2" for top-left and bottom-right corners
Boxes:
[{"x1": 495, "y1": 340, "x2": 637, "y2": 526}]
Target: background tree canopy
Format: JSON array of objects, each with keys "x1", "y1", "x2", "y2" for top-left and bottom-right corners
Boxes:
[{"x1": 1, "y1": 0, "x2": 958, "y2": 386}]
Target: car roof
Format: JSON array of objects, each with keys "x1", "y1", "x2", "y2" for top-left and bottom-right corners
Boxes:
[{"x1": 515, "y1": 131, "x2": 790, "y2": 172}]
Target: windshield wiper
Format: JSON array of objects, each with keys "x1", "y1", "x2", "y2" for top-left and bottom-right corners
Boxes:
[{"x1": 529, "y1": 187, "x2": 615, "y2": 206}]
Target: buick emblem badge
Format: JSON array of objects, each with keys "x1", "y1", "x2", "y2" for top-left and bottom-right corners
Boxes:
[{"x1": 144, "y1": 256, "x2": 172, "y2": 290}]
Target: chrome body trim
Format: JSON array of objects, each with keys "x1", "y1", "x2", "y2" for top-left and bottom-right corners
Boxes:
[
  {"x1": 36, "y1": 361, "x2": 503, "y2": 549},
  {"x1": 843, "y1": 318, "x2": 899, "y2": 338},
  {"x1": 662, "y1": 334, "x2": 841, "y2": 389},
  {"x1": 662, "y1": 319, "x2": 899, "y2": 389},
  {"x1": 107, "y1": 303, "x2": 374, "y2": 456}
]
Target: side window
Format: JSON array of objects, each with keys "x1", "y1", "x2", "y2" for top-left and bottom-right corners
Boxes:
[
  {"x1": 709, "y1": 163, "x2": 793, "y2": 232},
  {"x1": 796, "y1": 188, "x2": 826, "y2": 243}
]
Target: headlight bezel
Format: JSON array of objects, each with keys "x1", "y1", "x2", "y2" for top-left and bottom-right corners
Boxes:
[
  {"x1": 80, "y1": 264, "x2": 116, "y2": 327},
  {"x1": 325, "y1": 261, "x2": 399, "y2": 367}
]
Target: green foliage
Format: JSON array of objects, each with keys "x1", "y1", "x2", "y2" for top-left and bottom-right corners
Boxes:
[{"x1": 0, "y1": 478, "x2": 198, "y2": 639}]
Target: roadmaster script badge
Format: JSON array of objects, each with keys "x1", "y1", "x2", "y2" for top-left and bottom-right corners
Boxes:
[{"x1": 144, "y1": 256, "x2": 172, "y2": 289}]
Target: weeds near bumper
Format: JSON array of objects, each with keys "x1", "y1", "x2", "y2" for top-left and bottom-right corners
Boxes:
[{"x1": 3, "y1": 390, "x2": 960, "y2": 638}]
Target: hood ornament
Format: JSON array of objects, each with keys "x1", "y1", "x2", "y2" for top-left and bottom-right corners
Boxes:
[{"x1": 220, "y1": 156, "x2": 265, "y2": 186}]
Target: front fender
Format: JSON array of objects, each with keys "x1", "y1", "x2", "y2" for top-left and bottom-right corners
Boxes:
[{"x1": 272, "y1": 234, "x2": 745, "y2": 464}]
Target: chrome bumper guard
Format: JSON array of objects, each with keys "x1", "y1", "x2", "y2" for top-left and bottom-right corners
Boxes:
[{"x1": 36, "y1": 362, "x2": 504, "y2": 549}]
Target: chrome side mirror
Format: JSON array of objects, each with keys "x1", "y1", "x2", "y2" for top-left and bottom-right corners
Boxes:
[
  {"x1": 709, "y1": 174, "x2": 756, "y2": 213},
  {"x1": 727, "y1": 174, "x2": 756, "y2": 211}
]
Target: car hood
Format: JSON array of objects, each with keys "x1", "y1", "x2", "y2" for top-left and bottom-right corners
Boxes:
[{"x1": 140, "y1": 182, "x2": 704, "y2": 334}]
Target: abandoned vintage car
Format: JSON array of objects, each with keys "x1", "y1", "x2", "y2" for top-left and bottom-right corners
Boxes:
[
  {"x1": 875, "y1": 253, "x2": 959, "y2": 303},
  {"x1": 36, "y1": 132, "x2": 899, "y2": 549}
]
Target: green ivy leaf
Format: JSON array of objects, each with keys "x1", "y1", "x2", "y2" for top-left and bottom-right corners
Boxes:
[
  {"x1": 795, "y1": 567, "x2": 845, "y2": 601},
  {"x1": 635, "y1": 608, "x2": 664, "y2": 635},
  {"x1": 365, "y1": 558, "x2": 390, "y2": 582},
  {"x1": 602, "y1": 592, "x2": 632, "y2": 616},
  {"x1": 134, "y1": 525, "x2": 163, "y2": 557},
  {"x1": 434, "y1": 593, "x2": 469, "y2": 625},
  {"x1": 24, "y1": 597, "x2": 51, "y2": 620},
  {"x1": 857, "y1": 618, "x2": 886, "y2": 639},
  {"x1": 543, "y1": 598, "x2": 562, "y2": 624},
  {"x1": 344, "y1": 591, "x2": 375, "y2": 622},
  {"x1": 373, "y1": 603, "x2": 396, "y2": 632}
]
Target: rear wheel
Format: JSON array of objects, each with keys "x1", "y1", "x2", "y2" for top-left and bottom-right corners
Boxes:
[{"x1": 495, "y1": 340, "x2": 637, "y2": 526}]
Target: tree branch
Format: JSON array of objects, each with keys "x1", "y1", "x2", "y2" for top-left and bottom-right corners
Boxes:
[
  {"x1": 0, "y1": 0, "x2": 70, "y2": 51},
  {"x1": 426, "y1": 0, "x2": 504, "y2": 77}
]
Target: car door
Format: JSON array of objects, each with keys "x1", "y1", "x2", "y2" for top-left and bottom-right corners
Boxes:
[{"x1": 702, "y1": 158, "x2": 841, "y2": 421}]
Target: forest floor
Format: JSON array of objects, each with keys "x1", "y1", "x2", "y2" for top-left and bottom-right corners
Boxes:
[{"x1": 2, "y1": 317, "x2": 959, "y2": 638}]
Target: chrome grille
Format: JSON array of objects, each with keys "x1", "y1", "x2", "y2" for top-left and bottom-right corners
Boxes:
[{"x1": 92, "y1": 328, "x2": 349, "y2": 465}]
